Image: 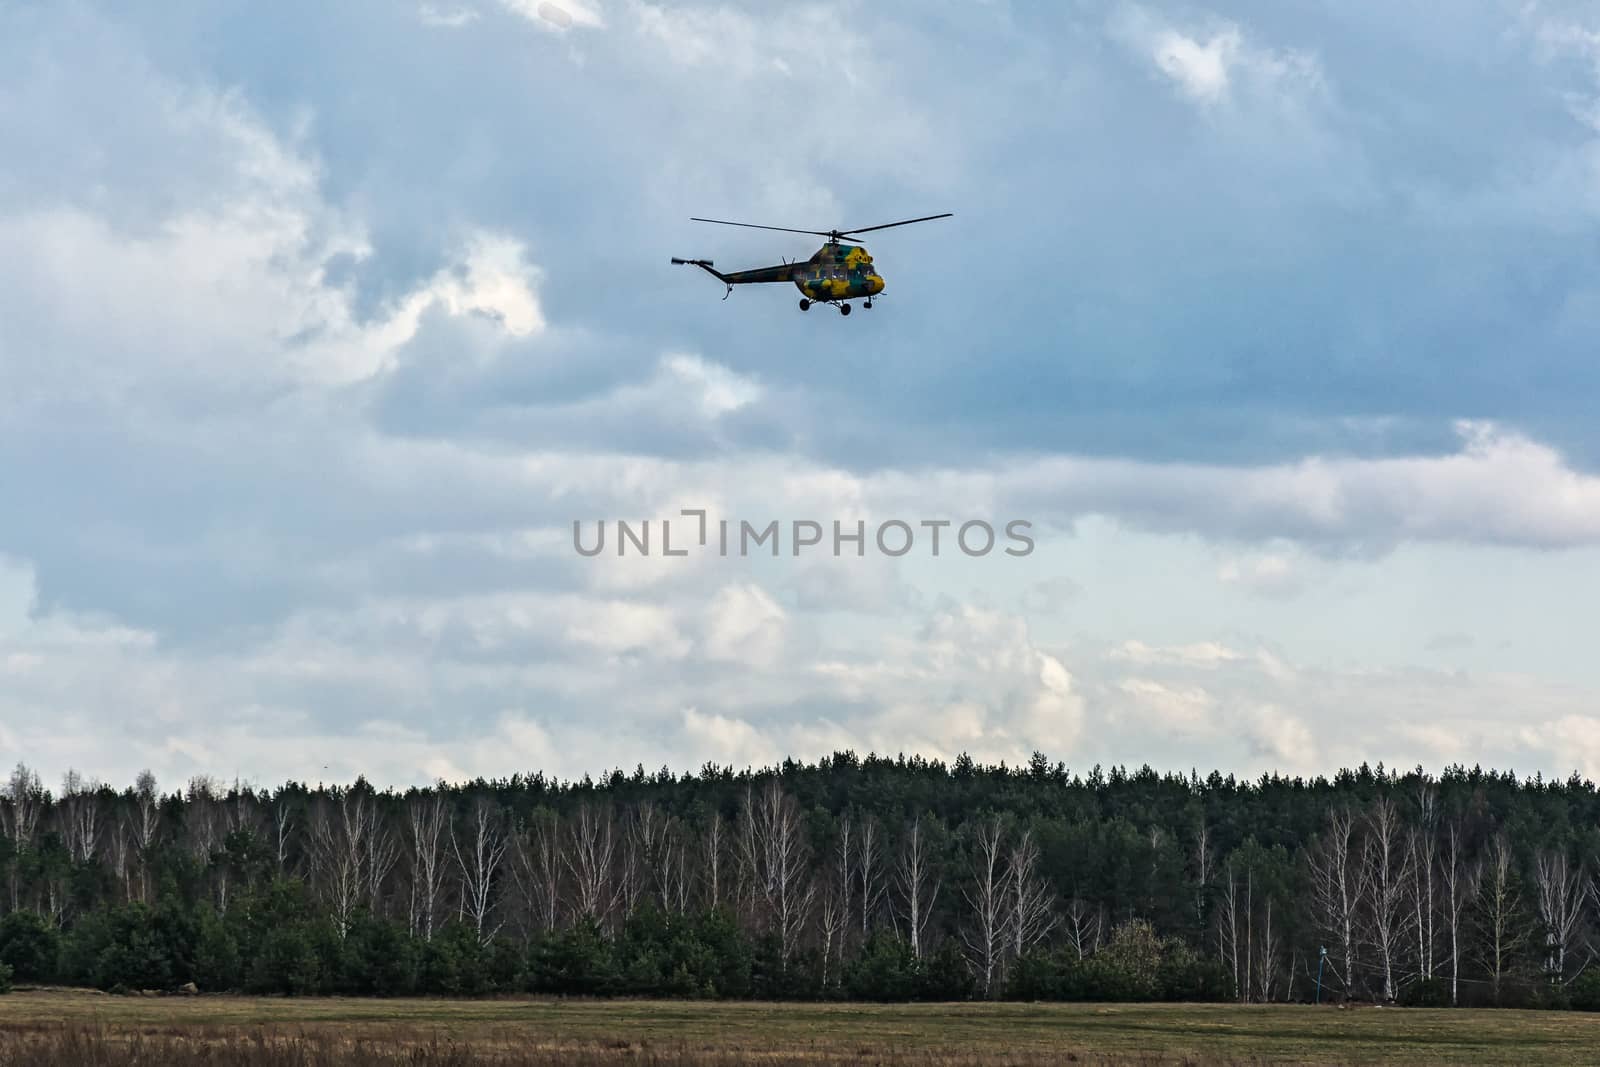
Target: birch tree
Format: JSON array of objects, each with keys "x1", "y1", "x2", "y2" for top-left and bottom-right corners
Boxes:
[
  {"x1": 857, "y1": 815, "x2": 887, "y2": 937},
  {"x1": 407, "y1": 793, "x2": 449, "y2": 941},
  {"x1": 894, "y1": 814, "x2": 941, "y2": 958},
  {"x1": 566, "y1": 802, "x2": 619, "y2": 925},
  {"x1": 1478, "y1": 831, "x2": 1527, "y2": 1004},
  {"x1": 1533, "y1": 849, "x2": 1584, "y2": 983},
  {"x1": 308, "y1": 788, "x2": 370, "y2": 939},
  {"x1": 452, "y1": 797, "x2": 508, "y2": 945},
  {"x1": 1409, "y1": 786, "x2": 1438, "y2": 981},
  {"x1": 1361, "y1": 796, "x2": 1414, "y2": 1001},
  {"x1": 1439, "y1": 819, "x2": 1477, "y2": 1006},
  {"x1": 962, "y1": 815, "x2": 1006, "y2": 998},
  {"x1": 1308, "y1": 807, "x2": 1365, "y2": 1000},
  {"x1": 741, "y1": 782, "x2": 814, "y2": 968},
  {"x1": 1005, "y1": 827, "x2": 1056, "y2": 961}
]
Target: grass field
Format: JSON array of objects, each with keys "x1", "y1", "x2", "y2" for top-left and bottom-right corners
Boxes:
[{"x1": 3, "y1": 989, "x2": 1599, "y2": 1065}]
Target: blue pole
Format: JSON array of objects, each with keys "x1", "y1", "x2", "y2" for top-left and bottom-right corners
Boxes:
[{"x1": 1316, "y1": 947, "x2": 1327, "y2": 1004}]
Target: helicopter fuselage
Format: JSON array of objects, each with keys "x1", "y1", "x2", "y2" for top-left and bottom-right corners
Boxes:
[{"x1": 792, "y1": 243, "x2": 885, "y2": 302}]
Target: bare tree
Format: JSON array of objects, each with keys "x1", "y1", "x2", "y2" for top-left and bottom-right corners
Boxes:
[
  {"x1": 566, "y1": 802, "x2": 619, "y2": 925},
  {"x1": 1005, "y1": 827, "x2": 1056, "y2": 961},
  {"x1": 1361, "y1": 796, "x2": 1415, "y2": 1001},
  {"x1": 1438, "y1": 819, "x2": 1477, "y2": 1006},
  {"x1": 58, "y1": 770, "x2": 101, "y2": 863},
  {"x1": 962, "y1": 815, "x2": 1006, "y2": 998},
  {"x1": 626, "y1": 802, "x2": 672, "y2": 912},
  {"x1": 1192, "y1": 821, "x2": 1214, "y2": 929},
  {"x1": 407, "y1": 793, "x2": 449, "y2": 941},
  {"x1": 857, "y1": 815, "x2": 887, "y2": 937},
  {"x1": 1217, "y1": 860, "x2": 1242, "y2": 999},
  {"x1": 367, "y1": 805, "x2": 400, "y2": 917},
  {"x1": 1308, "y1": 807, "x2": 1366, "y2": 1000},
  {"x1": 185, "y1": 777, "x2": 224, "y2": 864},
  {"x1": 894, "y1": 815, "x2": 941, "y2": 958},
  {"x1": 701, "y1": 811, "x2": 725, "y2": 912},
  {"x1": 1478, "y1": 831, "x2": 1527, "y2": 1004},
  {"x1": 832, "y1": 814, "x2": 854, "y2": 971},
  {"x1": 4, "y1": 763, "x2": 43, "y2": 910},
  {"x1": 273, "y1": 793, "x2": 295, "y2": 876},
  {"x1": 740, "y1": 782, "x2": 815, "y2": 968},
  {"x1": 660, "y1": 817, "x2": 691, "y2": 915},
  {"x1": 1409, "y1": 786, "x2": 1438, "y2": 981},
  {"x1": 818, "y1": 882, "x2": 848, "y2": 989},
  {"x1": 1253, "y1": 897, "x2": 1281, "y2": 1003},
  {"x1": 511, "y1": 808, "x2": 562, "y2": 937},
  {"x1": 1533, "y1": 849, "x2": 1585, "y2": 983},
  {"x1": 307, "y1": 787, "x2": 378, "y2": 939},
  {"x1": 452, "y1": 797, "x2": 508, "y2": 945},
  {"x1": 1064, "y1": 897, "x2": 1103, "y2": 960}
]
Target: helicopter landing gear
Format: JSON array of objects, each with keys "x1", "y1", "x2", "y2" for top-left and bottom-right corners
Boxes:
[
  {"x1": 863, "y1": 298, "x2": 874, "y2": 309},
  {"x1": 799, "y1": 298, "x2": 811, "y2": 311},
  {"x1": 839, "y1": 303, "x2": 852, "y2": 316}
]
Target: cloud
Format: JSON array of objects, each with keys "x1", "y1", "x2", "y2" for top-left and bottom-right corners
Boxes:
[
  {"x1": 1218, "y1": 552, "x2": 1302, "y2": 598},
  {"x1": 1110, "y1": 5, "x2": 1325, "y2": 109},
  {"x1": 701, "y1": 583, "x2": 787, "y2": 666},
  {"x1": 1153, "y1": 27, "x2": 1238, "y2": 103},
  {"x1": 681, "y1": 706, "x2": 779, "y2": 768},
  {"x1": 1245, "y1": 705, "x2": 1318, "y2": 771},
  {"x1": 1520, "y1": 715, "x2": 1600, "y2": 781},
  {"x1": 1108, "y1": 640, "x2": 1243, "y2": 669},
  {"x1": 500, "y1": 0, "x2": 605, "y2": 32},
  {"x1": 419, "y1": 5, "x2": 480, "y2": 28},
  {"x1": 1116, "y1": 678, "x2": 1215, "y2": 734}
]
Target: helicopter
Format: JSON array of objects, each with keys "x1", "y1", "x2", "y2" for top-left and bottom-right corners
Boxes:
[{"x1": 672, "y1": 213, "x2": 953, "y2": 315}]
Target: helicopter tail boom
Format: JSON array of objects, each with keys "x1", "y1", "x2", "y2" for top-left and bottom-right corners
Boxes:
[{"x1": 671, "y1": 257, "x2": 729, "y2": 283}]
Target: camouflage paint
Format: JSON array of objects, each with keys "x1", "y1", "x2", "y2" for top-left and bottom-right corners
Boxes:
[{"x1": 699, "y1": 242, "x2": 886, "y2": 301}]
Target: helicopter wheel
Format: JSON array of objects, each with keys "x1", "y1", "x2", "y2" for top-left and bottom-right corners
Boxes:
[
  {"x1": 839, "y1": 303, "x2": 852, "y2": 316},
  {"x1": 863, "y1": 299, "x2": 873, "y2": 309},
  {"x1": 799, "y1": 298, "x2": 811, "y2": 311}
]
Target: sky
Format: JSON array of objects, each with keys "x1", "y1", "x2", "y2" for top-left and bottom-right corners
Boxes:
[{"x1": 4, "y1": 0, "x2": 1600, "y2": 790}]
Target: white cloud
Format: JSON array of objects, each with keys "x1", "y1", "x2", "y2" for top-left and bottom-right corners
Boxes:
[
  {"x1": 662, "y1": 353, "x2": 762, "y2": 419},
  {"x1": 1153, "y1": 27, "x2": 1239, "y2": 103},
  {"x1": 1117, "y1": 678, "x2": 1215, "y2": 734},
  {"x1": 701, "y1": 583, "x2": 787, "y2": 666},
  {"x1": 1218, "y1": 552, "x2": 1302, "y2": 598},
  {"x1": 681, "y1": 706, "x2": 779, "y2": 768},
  {"x1": 1520, "y1": 715, "x2": 1600, "y2": 781},
  {"x1": 1245, "y1": 704, "x2": 1317, "y2": 771},
  {"x1": 1110, "y1": 5, "x2": 1326, "y2": 112},
  {"x1": 1109, "y1": 640, "x2": 1243, "y2": 668},
  {"x1": 500, "y1": 0, "x2": 605, "y2": 32},
  {"x1": 419, "y1": 5, "x2": 480, "y2": 28}
]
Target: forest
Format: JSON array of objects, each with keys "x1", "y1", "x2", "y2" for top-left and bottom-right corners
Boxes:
[{"x1": 2, "y1": 752, "x2": 1599, "y2": 1009}]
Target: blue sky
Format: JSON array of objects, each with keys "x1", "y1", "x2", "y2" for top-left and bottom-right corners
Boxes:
[{"x1": 4, "y1": 0, "x2": 1600, "y2": 788}]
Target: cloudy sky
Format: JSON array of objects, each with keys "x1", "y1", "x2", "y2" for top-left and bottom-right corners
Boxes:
[{"x1": 4, "y1": 0, "x2": 1600, "y2": 790}]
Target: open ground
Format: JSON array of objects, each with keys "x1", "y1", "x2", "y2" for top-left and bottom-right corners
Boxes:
[{"x1": 3, "y1": 990, "x2": 1600, "y2": 1065}]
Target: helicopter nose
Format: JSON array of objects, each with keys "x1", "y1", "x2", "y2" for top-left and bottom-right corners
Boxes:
[{"x1": 868, "y1": 274, "x2": 884, "y2": 295}]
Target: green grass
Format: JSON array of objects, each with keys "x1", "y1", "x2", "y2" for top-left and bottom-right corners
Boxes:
[{"x1": 3, "y1": 989, "x2": 1599, "y2": 1065}]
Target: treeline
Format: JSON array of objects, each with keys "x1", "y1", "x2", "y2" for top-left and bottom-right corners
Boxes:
[{"x1": 1, "y1": 754, "x2": 1599, "y2": 1007}]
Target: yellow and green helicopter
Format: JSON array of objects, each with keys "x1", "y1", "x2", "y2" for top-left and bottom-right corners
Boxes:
[{"x1": 672, "y1": 213, "x2": 952, "y2": 315}]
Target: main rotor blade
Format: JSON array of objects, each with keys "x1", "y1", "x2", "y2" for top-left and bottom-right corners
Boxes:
[
  {"x1": 690, "y1": 217, "x2": 835, "y2": 238},
  {"x1": 837, "y1": 213, "x2": 954, "y2": 236}
]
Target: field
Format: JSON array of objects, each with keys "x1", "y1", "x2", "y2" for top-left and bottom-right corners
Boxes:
[{"x1": 3, "y1": 990, "x2": 1600, "y2": 1065}]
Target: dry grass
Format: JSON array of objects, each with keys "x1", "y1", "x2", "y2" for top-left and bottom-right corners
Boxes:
[{"x1": 2, "y1": 989, "x2": 1598, "y2": 1065}]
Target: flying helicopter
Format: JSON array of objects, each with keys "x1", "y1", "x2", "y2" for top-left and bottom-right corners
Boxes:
[{"x1": 672, "y1": 213, "x2": 953, "y2": 315}]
